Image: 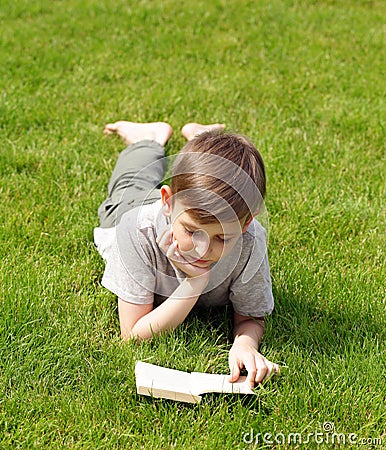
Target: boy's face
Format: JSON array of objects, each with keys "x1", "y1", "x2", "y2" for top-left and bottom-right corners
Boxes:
[
  {"x1": 170, "y1": 209, "x2": 245, "y2": 268},
  {"x1": 161, "y1": 186, "x2": 251, "y2": 268}
]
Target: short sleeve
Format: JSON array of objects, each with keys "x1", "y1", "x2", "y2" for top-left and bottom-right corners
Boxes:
[{"x1": 94, "y1": 215, "x2": 156, "y2": 305}]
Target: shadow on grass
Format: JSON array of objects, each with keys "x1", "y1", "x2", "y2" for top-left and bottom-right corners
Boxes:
[
  {"x1": 270, "y1": 285, "x2": 385, "y2": 357},
  {"x1": 182, "y1": 291, "x2": 384, "y2": 359},
  {"x1": 135, "y1": 386, "x2": 276, "y2": 416}
]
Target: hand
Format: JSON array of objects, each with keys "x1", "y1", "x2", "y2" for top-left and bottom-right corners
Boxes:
[
  {"x1": 228, "y1": 342, "x2": 280, "y2": 388},
  {"x1": 156, "y1": 224, "x2": 211, "y2": 282}
]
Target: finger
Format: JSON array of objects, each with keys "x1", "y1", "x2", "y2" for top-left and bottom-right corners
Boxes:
[
  {"x1": 170, "y1": 241, "x2": 192, "y2": 265},
  {"x1": 247, "y1": 371, "x2": 259, "y2": 388},
  {"x1": 253, "y1": 357, "x2": 269, "y2": 384},
  {"x1": 242, "y1": 355, "x2": 258, "y2": 388},
  {"x1": 228, "y1": 362, "x2": 241, "y2": 382},
  {"x1": 156, "y1": 229, "x2": 167, "y2": 247},
  {"x1": 166, "y1": 240, "x2": 180, "y2": 260},
  {"x1": 173, "y1": 239, "x2": 180, "y2": 255},
  {"x1": 157, "y1": 225, "x2": 173, "y2": 249},
  {"x1": 156, "y1": 223, "x2": 171, "y2": 243},
  {"x1": 262, "y1": 362, "x2": 280, "y2": 382}
]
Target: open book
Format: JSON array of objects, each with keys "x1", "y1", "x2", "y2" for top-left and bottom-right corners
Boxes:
[{"x1": 135, "y1": 361, "x2": 255, "y2": 404}]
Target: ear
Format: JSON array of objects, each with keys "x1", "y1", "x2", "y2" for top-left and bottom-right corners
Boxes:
[
  {"x1": 160, "y1": 185, "x2": 173, "y2": 216},
  {"x1": 241, "y1": 210, "x2": 259, "y2": 233}
]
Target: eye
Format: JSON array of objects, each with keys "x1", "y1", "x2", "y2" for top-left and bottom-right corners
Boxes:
[
  {"x1": 184, "y1": 228, "x2": 194, "y2": 236},
  {"x1": 216, "y1": 236, "x2": 233, "y2": 244}
]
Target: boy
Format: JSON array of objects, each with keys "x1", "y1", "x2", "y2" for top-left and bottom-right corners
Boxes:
[{"x1": 94, "y1": 121, "x2": 279, "y2": 387}]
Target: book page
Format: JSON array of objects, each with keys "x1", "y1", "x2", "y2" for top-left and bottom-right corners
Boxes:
[
  {"x1": 190, "y1": 372, "x2": 255, "y2": 395},
  {"x1": 135, "y1": 362, "x2": 256, "y2": 403},
  {"x1": 135, "y1": 361, "x2": 202, "y2": 403}
]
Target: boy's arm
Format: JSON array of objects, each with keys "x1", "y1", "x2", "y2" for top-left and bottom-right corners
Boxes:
[
  {"x1": 118, "y1": 276, "x2": 208, "y2": 340},
  {"x1": 119, "y1": 224, "x2": 212, "y2": 340},
  {"x1": 229, "y1": 312, "x2": 279, "y2": 388}
]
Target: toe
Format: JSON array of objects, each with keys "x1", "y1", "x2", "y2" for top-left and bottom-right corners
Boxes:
[{"x1": 103, "y1": 123, "x2": 117, "y2": 134}]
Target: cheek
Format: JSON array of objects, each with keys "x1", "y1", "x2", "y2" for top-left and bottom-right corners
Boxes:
[
  {"x1": 172, "y1": 228, "x2": 194, "y2": 252},
  {"x1": 212, "y1": 240, "x2": 236, "y2": 259},
  {"x1": 179, "y1": 236, "x2": 195, "y2": 253}
]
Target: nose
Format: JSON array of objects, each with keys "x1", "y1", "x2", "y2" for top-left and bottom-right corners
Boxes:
[{"x1": 192, "y1": 229, "x2": 210, "y2": 257}]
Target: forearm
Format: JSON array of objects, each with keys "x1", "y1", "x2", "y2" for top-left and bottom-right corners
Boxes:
[
  {"x1": 130, "y1": 278, "x2": 205, "y2": 340},
  {"x1": 233, "y1": 317, "x2": 266, "y2": 350}
]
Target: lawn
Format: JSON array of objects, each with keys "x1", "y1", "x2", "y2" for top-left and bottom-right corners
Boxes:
[{"x1": 1, "y1": 0, "x2": 385, "y2": 448}]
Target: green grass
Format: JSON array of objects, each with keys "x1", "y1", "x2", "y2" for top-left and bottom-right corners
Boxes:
[{"x1": 1, "y1": 0, "x2": 385, "y2": 448}]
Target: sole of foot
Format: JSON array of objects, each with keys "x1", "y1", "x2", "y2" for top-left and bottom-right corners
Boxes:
[
  {"x1": 181, "y1": 123, "x2": 225, "y2": 141},
  {"x1": 103, "y1": 121, "x2": 173, "y2": 146}
]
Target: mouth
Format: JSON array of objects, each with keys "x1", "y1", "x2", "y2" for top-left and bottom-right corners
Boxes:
[
  {"x1": 181, "y1": 255, "x2": 211, "y2": 265},
  {"x1": 191, "y1": 259, "x2": 212, "y2": 267}
]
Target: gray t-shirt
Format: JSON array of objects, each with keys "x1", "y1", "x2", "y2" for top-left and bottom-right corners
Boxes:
[{"x1": 94, "y1": 200, "x2": 274, "y2": 318}]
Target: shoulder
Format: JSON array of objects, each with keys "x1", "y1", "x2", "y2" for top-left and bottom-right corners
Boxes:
[
  {"x1": 233, "y1": 218, "x2": 270, "y2": 281},
  {"x1": 244, "y1": 218, "x2": 267, "y2": 240},
  {"x1": 240, "y1": 218, "x2": 268, "y2": 256},
  {"x1": 94, "y1": 200, "x2": 163, "y2": 257},
  {"x1": 118, "y1": 199, "x2": 163, "y2": 232}
]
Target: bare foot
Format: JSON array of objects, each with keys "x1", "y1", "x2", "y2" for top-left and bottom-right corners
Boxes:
[
  {"x1": 103, "y1": 121, "x2": 173, "y2": 146},
  {"x1": 181, "y1": 123, "x2": 225, "y2": 141}
]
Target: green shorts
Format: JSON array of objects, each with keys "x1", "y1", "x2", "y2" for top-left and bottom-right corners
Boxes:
[{"x1": 98, "y1": 140, "x2": 165, "y2": 228}]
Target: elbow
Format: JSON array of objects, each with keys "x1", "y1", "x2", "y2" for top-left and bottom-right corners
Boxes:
[
  {"x1": 121, "y1": 329, "x2": 136, "y2": 341},
  {"x1": 121, "y1": 325, "x2": 154, "y2": 342}
]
